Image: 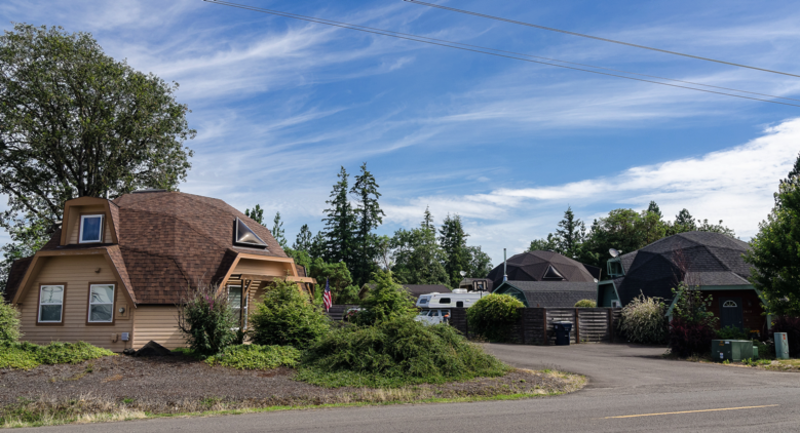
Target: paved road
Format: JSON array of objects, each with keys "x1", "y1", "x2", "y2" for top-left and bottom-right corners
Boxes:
[{"x1": 18, "y1": 344, "x2": 800, "y2": 432}]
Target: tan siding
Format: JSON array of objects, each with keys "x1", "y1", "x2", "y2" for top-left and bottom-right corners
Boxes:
[
  {"x1": 66, "y1": 205, "x2": 111, "y2": 244},
  {"x1": 18, "y1": 255, "x2": 132, "y2": 352},
  {"x1": 131, "y1": 306, "x2": 185, "y2": 350},
  {"x1": 233, "y1": 259, "x2": 290, "y2": 277}
]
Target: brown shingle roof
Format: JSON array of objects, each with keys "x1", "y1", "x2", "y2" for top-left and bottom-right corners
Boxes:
[
  {"x1": 3, "y1": 256, "x2": 32, "y2": 303},
  {"x1": 4, "y1": 191, "x2": 287, "y2": 306}
]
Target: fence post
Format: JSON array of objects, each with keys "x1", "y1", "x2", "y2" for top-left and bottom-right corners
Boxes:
[
  {"x1": 608, "y1": 308, "x2": 615, "y2": 343},
  {"x1": 542, "y1": 308, "x2": 548, "y2": 345}
]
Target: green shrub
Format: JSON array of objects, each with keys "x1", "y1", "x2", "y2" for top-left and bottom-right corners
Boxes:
[
  {"x1": 753, "y1": 339, "x2": 774, "y2": 360},
  {"x1": 467, "y1": 294, "x2": 524, "y2": 342},
  {"x1": 250, "y1": 279, "x2": 329, "y2": 350},
  {"x1": 297, "y1": 317, "x2": 508, "y2": 388},
  {"x1": 667, "y1": 283, "x2": 718, "y2": 357},
  {"x1": 0, "y1": 301, "x2": 21, "y2": 343},
  {"x1": 177, "y1": 283, "x2": 237, "y2": 356},
  {"x1": 352, "y1": 270, "x2": 417, "y2": 326},
  {"x1": 575, "y1": 299, "x2": 597, "y2": 308},
  {"x1": 0, "y1": 341, "x2": 114, "y2": 370},
  {"x1": 716, "y1": 325, "x2": 750, "y2": 340},
  {"x1": 618, "y1": 294, "x2": 667, "y2": 344},
  {"x1": 205, "y1": 344, "x2": 301, "y2": 370}
]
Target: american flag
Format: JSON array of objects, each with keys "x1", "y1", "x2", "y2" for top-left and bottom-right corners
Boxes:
[{"x1": 322, "y1": 278, "x2": 332, "y2": 312}]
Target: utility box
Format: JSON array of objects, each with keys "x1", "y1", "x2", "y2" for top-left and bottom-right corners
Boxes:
[
  {"x1": 712, "y1": 339, "x2": 754, "y2": 362},
  {"x1": 775, "y1": 332, "x2": 790, "y2": 360}
]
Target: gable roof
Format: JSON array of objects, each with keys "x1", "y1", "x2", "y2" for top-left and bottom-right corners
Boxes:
[
  {"x1": 402, "y1": 284, "x2": 451, "y2": 299},
  {"x1": 486, "y1": 250, "x2": 596, "y2": 288},
  {"x1": 3, "y1": 256, "x2": 32, "y2": 303},
  {"x1": 495, "y1": 280, "x2": 597, "y2": 308},
  {"x1": 615, "y1": 231, "x2": 752, "y2": 305},
  {"x1": 7, "y1": 191, "x2": 287, "y2": 306}
]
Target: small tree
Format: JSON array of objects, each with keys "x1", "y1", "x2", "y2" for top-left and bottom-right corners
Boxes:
[
  {"x1": 575, "y1": 299, "x2": 596, "y2": 308},
  {"x1": 353, "y1": 270, "x2": 417, "y2": 326},
  {"x1": 250, "y1": 279, "x2": 329, "y2": 349},
  {"x1": 467, "y1": 294, "x2": 524, "y2": 342},
  {"x1": 177, "y1": 284, "x2": 236, "y2": 356},
  {"x1": 668, "y1": 282, "x2": 718, "y2": 357},
  {"x1": 0, "y1": 301, "x2": 21, "y2": 342}
]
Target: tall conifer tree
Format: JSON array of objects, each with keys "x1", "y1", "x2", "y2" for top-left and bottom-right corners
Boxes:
[
  {"x1": 293, "y1": 224, "x2": 313, "y2": 252},
  {"x1": 350, "y1": 162, "x2": 384, "y2": 285},
  {"x1": 555, "y1": 206, "x2": 586, "y2": 258},
  {"x1": 439, "y1": 214, "x2": 470, "y2": 286},
  {"x1": 322, "y1": 167, "x2": 356, "y2": 264}
]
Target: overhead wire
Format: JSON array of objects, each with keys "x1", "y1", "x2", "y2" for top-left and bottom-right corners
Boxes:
[
  {"x1": 203, "y1": 0, "x2": 800, "y2": 108},
  {"x1": 404, "y1": 0, "x2": 800, "y2": 79}
]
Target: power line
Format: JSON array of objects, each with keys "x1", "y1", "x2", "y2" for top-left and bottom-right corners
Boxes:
[
  {"x1": 202, "y1": 0, "x2": 800, "y2": 108},
  {"x1": 405, "y1": 0, "x2": 800, "y2": 79}
]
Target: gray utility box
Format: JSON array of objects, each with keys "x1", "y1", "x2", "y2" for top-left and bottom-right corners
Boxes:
[
  {"x1": 775, "y1": 332, "x2": 790, "y2": 360},
  {"x1": 712, "y1": 339, "x2": 754, "y2": 362}
]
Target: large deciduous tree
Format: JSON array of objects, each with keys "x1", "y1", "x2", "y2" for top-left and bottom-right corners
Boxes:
[
  {"x1": 745, "y1": 168, "x2": 800, "y2": 316},
  {"x1": 0, "y1": 24, "x2": 195, "y2": 225}
]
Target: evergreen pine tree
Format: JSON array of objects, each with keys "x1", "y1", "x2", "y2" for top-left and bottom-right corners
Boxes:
[
  {"x1": 350, "y1": 162, "x2": 384, "y2": 286},
  {"x1": 245, "y1": 204, "x2": 264, "y2": 225},
  {"x1": 439, "y1": 214, "x2": 470, "y2": 286},
  {"x1": 672, "y1": 208, "x2": 697, "y2": 234},
  {"x1": 293, "y1": 224, "x2": 313, "y2": 252},
  {"x1": 271, "y1": 212, "x2": 287, "y2": 248},
  {"x1": 555, "y1": 206, "x2": 586, "y2": 258},
  {"x1": 322, "y1": 167, "x2": 356, "y2": 264},
  {"x1": 646, "y1": 201, "x2": 663, "y2": 218},
  {"x1": 309, "y1": 231, "x2": 327, "y2": 260}
]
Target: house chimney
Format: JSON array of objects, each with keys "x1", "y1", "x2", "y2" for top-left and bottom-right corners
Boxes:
[{"x1": 503, "y1": 248, "x2": 508, "y2": 282}]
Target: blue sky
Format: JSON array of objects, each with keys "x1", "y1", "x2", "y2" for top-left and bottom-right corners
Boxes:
[{"x1": 2, "y1": 0, "x2": 800, "y2": 264}]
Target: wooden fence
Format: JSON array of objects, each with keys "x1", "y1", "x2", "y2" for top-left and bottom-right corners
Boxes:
[{"x1": 450, "y1": 307, "x2": 622, "y2": 345}]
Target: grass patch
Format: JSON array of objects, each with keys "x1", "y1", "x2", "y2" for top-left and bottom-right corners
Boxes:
[
  {"x1": 297, "y1": 318, "x2": 509, "y2": 388},
  {"x1": 205, "y1": 345, "x2": 300, "y2": 370},
  {"x1": 0, "y1": 341, "x2": 114, "y2": 370}
]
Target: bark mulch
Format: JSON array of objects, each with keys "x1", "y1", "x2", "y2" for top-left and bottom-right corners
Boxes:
[{"x1": 0, "y1": 354, "x2": 581, "y2": 413}]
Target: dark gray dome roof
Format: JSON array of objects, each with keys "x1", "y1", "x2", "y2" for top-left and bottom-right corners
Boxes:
[
  {"x1": 487, "y1": 250, "x2": 595, "y2": 288},
  {"x1": 617, "y1": 231, "x2": 752, "y2": 305}
]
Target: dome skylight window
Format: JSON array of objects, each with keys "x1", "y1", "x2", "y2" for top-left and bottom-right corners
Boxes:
[
  {"x1": 542, "y1": 265, "x2": 565, "y2": 280},
  {"x1": 234, "y1": 218, "x2": 267, "y2": 248}
]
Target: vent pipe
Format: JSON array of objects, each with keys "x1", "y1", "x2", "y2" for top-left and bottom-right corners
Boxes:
[{"x1": 503, "y1": 248, "x2": 508, "y2": 282}]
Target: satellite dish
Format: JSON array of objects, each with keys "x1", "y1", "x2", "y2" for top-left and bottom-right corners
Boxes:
[
  {"x1": 609, "y1": 248, "x2": 620, "y2": 258},
  {"x1": 459, "y1": 270, "x2": 467, "y2": 277}
]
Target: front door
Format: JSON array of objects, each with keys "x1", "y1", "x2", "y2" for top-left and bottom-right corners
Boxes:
[{"x1": 719, "y1": 297, "x2": 743, "y2": 330}]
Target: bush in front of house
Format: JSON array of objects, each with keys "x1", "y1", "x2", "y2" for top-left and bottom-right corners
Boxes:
[
  {"x1": 716, "y1": 325, "x2": 750, "y2": 341},
  {"x1": 466, "y1": 294, "x2": 524, "y2": 343},
  {"x1": 574, "y1": 299, "x2": 597, "y2": 308},
  {"x1": 205, "y1": 344, "x2": 301, "y2": 370},
  {"x1": 297, "y1": 316, "x2": 508, "y2": 388},
  {"x1": 352, "y1": 270, "x2": 417, "y2": 326},
  {"x1": 771, "y1": 316, "x2": 800, "y2": 358},
  {"x1": 250, "y1": 279, "x2": 329, "y2": 350},
  {"x1": 0, "y1": 341, "x2": 114, "y2": 370},
  {"x1": 177, "y1": 284, "x2": 237, "y2": 356},
  {"x1": 0, "y1": 301, "x2": 21, "y2": 343},
  {"x1": 667, "y1": 283, "x2": 718, "y2": 357},
  {"x1": 618, "y1": 293, "x2": 667, "y2": 344}
]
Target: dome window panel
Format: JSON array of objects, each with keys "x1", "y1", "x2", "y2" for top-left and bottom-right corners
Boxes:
[
  {"x1": 234, "y1": 218, "x2": 268, "y2": 248},
  {"x1": 722, "y1": 300, "x2": 738, "y2": 308}
]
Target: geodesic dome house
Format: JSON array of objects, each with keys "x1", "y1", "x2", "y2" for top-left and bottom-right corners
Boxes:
[{"x1": 597, "y1": 231, "x2": 766, "y2": 333}]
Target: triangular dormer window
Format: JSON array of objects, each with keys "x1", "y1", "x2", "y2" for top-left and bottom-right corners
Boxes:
[
  {"x1": 542, "y1": 265, "x2": 565, "y2": 280},
  {"x1": 234, "y1": 218, "x2": 267, "y2": 249}
]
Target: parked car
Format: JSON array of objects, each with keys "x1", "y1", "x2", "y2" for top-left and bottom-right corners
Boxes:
[{"x1": 415, "y1": 309, "x2": 451, "y2": 325}]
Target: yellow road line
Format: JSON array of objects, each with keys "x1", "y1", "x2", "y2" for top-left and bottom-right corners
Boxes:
[{"x1": 605, "y1": 404, "x2": 779, "y2": 419}]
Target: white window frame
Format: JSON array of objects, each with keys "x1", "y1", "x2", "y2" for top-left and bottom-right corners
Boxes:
[
  {"x1": 88, "y1": 284, "x2": 115, "y2": 323},
  {"x1": 79, "y1": 214, "x2": 104, "y2": 243},
  {"x1": 228, "y1": 285, "x2": 247, "y2": 330},
  {"x1": 38, "y1": 285, "x2": 65, "y2": 323}
]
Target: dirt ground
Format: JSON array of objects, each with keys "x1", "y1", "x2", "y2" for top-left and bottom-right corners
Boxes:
[{"x1": 0, "y1": 354, "x2": 580, "y2": 411}]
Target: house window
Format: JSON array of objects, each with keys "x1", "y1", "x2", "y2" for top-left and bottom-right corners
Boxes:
[
  {"x1": 723, "y1": 300, "x2": 738, "y2": 308},
  {"x1": 38, "y1": 285, "x2": 65, "y2": 323},
  {"x1": 80, "y1": 215, "x2": 104, "y2": 243},
  {"x1": 228, "y1": 286, "x2": 247, "y2": 329},
  {"x1": 88, "y1": 284, "x2": 115, "y2": 323}
]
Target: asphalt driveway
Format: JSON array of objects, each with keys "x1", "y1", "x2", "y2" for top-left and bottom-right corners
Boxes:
[{"x1": 15, "y1": 343, "x2": 800, "y2": 432}]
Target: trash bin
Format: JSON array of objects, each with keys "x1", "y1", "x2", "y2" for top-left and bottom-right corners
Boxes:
[{"x1": 553, "y1": 321, "x2": 572, "y2": 346}]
